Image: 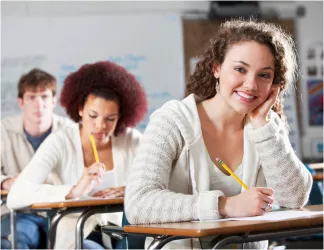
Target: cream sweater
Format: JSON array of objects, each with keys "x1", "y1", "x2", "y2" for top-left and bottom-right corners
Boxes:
[
  {"x1": 1, "y1": 114, "x2": 74, "y2": 216},
  {"x1": 7, "y1": 123, "x2": 142, "y2": 249},
  {"x1": 1, "y1": 114, "x2": 73, "y2": 185},
  {"x1": 125, "y1": 94, "x2": 312, "y2": 249}
]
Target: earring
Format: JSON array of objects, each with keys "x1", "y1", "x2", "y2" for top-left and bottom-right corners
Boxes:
[{"x1": 215, "y1": 79, "x2": 220, "y2": 91}]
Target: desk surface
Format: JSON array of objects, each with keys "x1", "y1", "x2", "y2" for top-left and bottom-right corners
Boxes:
[
  {"x1": 31, "y1": 197, "x2": 124, "y2": 209},
  {"x1": 124, "y1": 205, "x2": 323, "y2": 237},
  {"x1": 309, "y1": 163, "x2": 324, "y2": 170},
  {"x1": 313, "y1": 173, "x2": 323, "y2": 181},
  {"x1": 1, "y1": 190, "x2": 8, "y2": 196},
  {"x1": 312, "y1": 173, "x2": 323, "y2": 181}
]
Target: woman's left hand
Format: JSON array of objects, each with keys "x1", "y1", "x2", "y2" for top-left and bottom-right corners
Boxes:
[
  {"x1": 248, "y1": 85, "x2": 280, "y2": 128},
  {"x1": 92, "y1": 186, "x2": 125, "y2": 198}
]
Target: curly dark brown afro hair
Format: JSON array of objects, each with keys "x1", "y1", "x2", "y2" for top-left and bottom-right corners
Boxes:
[{"x1": 60, "y1": 61, "x2": 147, "y2": 135}]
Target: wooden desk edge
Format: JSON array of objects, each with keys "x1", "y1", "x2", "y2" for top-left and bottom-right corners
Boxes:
[
  {"x1": 31, "y1": 198, "x2": 124, "y2": 209},
  {"x1": 312, "y1": 173, "x2": 323, "y2": 181},
  {"x1": 309, "y1": 163, "x2": 324, "y2": 170},
  {"x1": 124, "y1": 205, "x2": 324, "y2": 237},
  {"x1": 1, "y1": 190, "x2": 9, "y2": 196},
  {"x1": 124, "y1": 215, "x2": 323, "y2": 237}
]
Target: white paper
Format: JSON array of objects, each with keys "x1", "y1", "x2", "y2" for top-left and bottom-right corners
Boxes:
[
  {"x1": 196, "y1": 210, "x2": 324, "y2": 222},
  {"x1": 89, "y1": 170, "x2": 116, "y2": 196},
  {"x1": 60, "y1": 196, "x2": 110, "y2": 203},
  {"x1": 38, "y1": 196, "x2": 118, "y2": 205}
]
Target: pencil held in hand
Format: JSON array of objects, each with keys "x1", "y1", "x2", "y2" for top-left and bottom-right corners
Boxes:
[
  {"x1": 89, "y1": 134, "x2": 100, "y2": 162},
  {"x1": 216, "y1": 157, "x2": 249, "y2": 190}
]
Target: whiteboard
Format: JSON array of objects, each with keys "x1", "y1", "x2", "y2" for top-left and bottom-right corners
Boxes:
[{"x1": 1, "y1": 14, "x2": 185, "y2": 131}]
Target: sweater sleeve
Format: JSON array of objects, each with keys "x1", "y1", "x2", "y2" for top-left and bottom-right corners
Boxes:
[
  {"x1": 7, "y1": 132, "x2": 73, "y2": 209},
  {"x1": 248, "y1": 112, "x2": 313, "y2": 208},
  {"x1": 1, "y1": 123, "x2": 10, "y2": 185},
  {"x1": 125, "y1": 110, "x2": 223, "y2": 224},
  {"x1": 129, "y1": 128, "x2": 142, "y2": 152}
]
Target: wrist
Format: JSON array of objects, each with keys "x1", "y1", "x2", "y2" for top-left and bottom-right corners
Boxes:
[
  {"x1": 66, "y1": 185, "x2": 79, "y2": 199},
  {"x1": 1, "y1": 178, "x2": 11, "y2": 190},
  {"x1": 218, "y1": 196, "x2": 229, "y2": 217},
  {"x1": 251, "y1": 118, "x2": 268, "y2": 129},
  {"x1": 66, "y1": 177, "x2": 93, "y2": 199},
  {"x1": 1, "y1": 180, "x2": 6, "y2": 190}
]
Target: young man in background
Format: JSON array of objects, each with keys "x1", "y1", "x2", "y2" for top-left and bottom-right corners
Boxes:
[{"x1": 1, "y1": 68, "x2": 74, "y2": 249}]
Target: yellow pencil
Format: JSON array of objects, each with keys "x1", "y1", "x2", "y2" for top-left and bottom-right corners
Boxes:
[
  {"x1": 89, "y1": 134, "x2": 100, "y2": 162},
  {"x1": 216, "y1": 157, "x2": 249, "y2": 190}
]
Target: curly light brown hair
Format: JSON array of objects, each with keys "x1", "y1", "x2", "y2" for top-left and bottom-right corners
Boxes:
[
  {"x1": 60, "y1": 61, "x2": 147, "y2": 136},
  {"x1": 187, "y1": 18, "x2": 299, "y2": 120}
]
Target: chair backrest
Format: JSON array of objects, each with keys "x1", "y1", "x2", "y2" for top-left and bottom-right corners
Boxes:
[
  {"x1": 305, "y1": 164, "x2": 323, "y2": 205},
  {"x1": 120, "y1": 210, "x2": 146, "y2": 249}
]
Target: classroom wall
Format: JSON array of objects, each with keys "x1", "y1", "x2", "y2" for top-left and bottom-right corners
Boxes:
[
  {"x1": 294, "y1": 1, "x2": 323, "y2": 161},
  {"x1": 0, "y1": 1, "x2": 306, "y2": 17},
  {"x1": 2, "y1": 1, "x2": 323, "y2": 160},
  {"x1": 1, "y1": 1, "x2": 210, "y2": 16}
]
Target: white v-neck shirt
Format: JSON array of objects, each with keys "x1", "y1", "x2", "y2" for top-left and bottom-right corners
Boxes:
[
  {"x1": 209, "y1": 162, "x2": 243, "y2": 197},
  {"x1": 203, "y1": 133, "x2": 243, "y2": 197}
]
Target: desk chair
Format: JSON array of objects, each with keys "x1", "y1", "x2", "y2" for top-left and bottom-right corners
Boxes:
[
  {"x1": 102, "y1": 210, "x2": 146, "y2": 249},
  {"x1": 278, "y1": 164, "x2": 323, "y2": 247},
  {"x1": 115, "y1": 210, "x2": 146, "y2": 249},
  {"x1": 305, "y1": 164, "x2": 323, "y2": 205}
]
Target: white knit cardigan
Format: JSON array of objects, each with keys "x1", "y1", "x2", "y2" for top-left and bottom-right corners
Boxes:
[
  {"x1": 7, "y1": 123, "x2": 142, "y2": 249},
  {"x1": 125, "y1": 94, "x2": 312, "y2": 249}
]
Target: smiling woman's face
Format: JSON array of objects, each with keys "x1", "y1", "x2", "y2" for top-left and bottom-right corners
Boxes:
[
  {"x1": 213, "y1": 41, "x2": 275, "y2": 115},
  {"x1": 79, "y1": 93, "x2": 119, "y2": 145}
]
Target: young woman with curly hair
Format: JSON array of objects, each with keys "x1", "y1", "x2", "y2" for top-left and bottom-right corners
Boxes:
[
  {"x1": 125, "y1": 19, "x2": 312, "y2": 249},
  {"x1": 8, "y1": 61, "x2": 147, "y2": 249}
]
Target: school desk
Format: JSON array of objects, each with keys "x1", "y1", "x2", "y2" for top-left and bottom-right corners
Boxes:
[
  {"x1": 313, "y1": 173, "x2": 323, "y2": 181},
  {"x1": 102, "y1": 204, "x2": 323, "y2": 249},
  {"x1": 0, "y1": 190, "x2": 15, "y2": 250},
  {"x1": 309, "y1": 163, "x2": 324, "y2": 171},
  {"x1": 1, "y1": 190, "x2": 8, "y2": 204},
  {"x1": 1, "y1": 190, "x2": 8, "y2": 196},
  {"x1": 11, "y1": 198, "x2": 123, "y2": 249},
  {"x1": 309, "y1": 162, "x2": 323, "y2": 181}
]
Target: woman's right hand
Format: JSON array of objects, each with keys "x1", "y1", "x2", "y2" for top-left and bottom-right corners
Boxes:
[
  {"x1": 219, "y1": 187, "x2": 274, "y2": 218},
  {"x1": 1, "y1": 176, "x2": 17, "y2": 190},
  {"x1": 65, "y1": 162, "x2": 105, "y2": 199}
]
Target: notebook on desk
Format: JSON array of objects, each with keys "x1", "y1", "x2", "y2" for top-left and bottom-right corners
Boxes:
[
  {"x1": 195, "y1": 210, "x2": 324, "y2": 222},
  {"x1": 63, "y1": 196, "x2": 112, "y2": 202}
]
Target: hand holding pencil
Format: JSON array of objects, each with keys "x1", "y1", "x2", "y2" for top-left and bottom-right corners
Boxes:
[
  {"x1": 89, "y1": 134, "x2": 100, "y2": 162},
  {"x1": 86, "y1": 134, "x2": 105, "y2": 184},
  {"x1": 65, "y1": 134, "x2": 105, "y2": 199},
  {"x1": 216, "y1": 158, "x2": 274, "y2": 218}
]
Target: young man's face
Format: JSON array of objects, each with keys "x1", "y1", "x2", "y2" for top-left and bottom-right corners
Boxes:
[{"x1": 18, "y1": 88, "x2": 57, "y2": 125}]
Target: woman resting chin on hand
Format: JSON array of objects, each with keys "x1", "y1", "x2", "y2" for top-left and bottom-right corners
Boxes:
[{"x1": 124, "y1": 19, "x2": 312, "y2": 250}]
